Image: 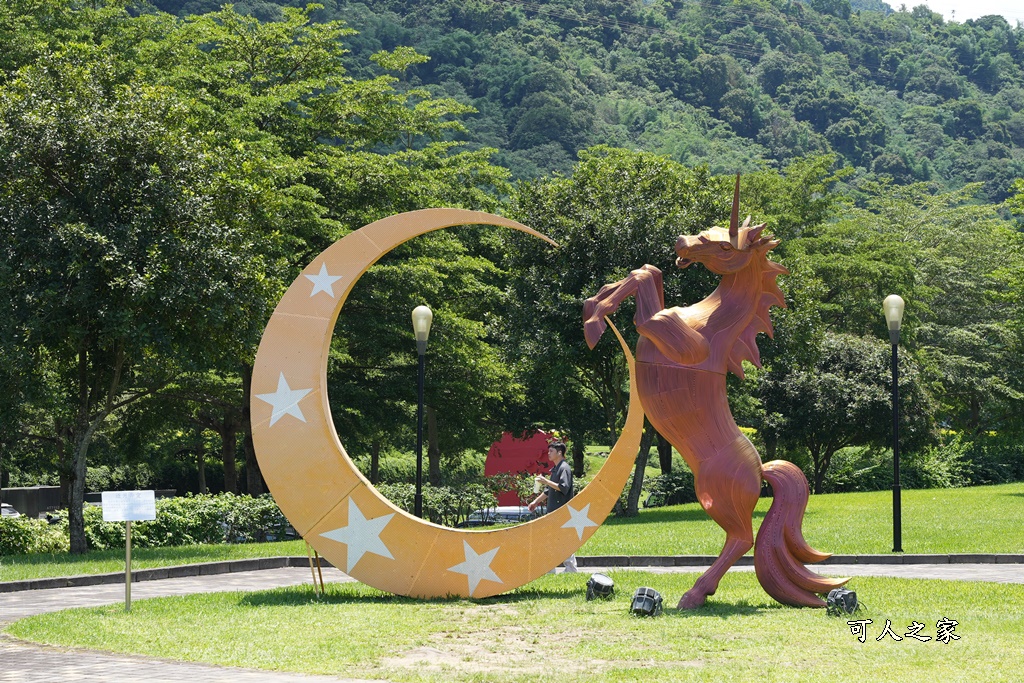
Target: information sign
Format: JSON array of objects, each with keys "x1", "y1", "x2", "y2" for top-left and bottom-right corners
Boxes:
[{"x1": 101, "y1": 490, "x2": 156, "y2": 522}]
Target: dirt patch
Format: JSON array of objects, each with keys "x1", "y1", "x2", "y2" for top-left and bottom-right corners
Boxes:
[{"x1": 380, "y1": 629, "x2": 704, "y2": 676}]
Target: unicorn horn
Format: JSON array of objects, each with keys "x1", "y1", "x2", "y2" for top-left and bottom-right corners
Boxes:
[{"x1": 730, "y1": 173, "x2": 740, "y2": 247}]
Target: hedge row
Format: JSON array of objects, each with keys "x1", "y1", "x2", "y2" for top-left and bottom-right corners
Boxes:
[
  {"x1": 0, "y1": 516, "x2": 69, "y2": 555},
  {"x1": 0, "y1": 493, "x2": 291, "y2": 556},
  {"x1": 1, "y1": 484, "x2": 510, "y2": 556}
]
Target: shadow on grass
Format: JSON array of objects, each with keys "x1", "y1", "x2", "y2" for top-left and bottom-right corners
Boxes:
[
  {"x1": 237, "y1": 577, "x2": 780, "y2": 622},
  {"x1": 239, "y1": 581, "x2": 585, "y2": 608},
  {"x1": 668, "y1": 600, "x2": 781, "y2": 619},
  {"x1": 602, "y1": 508, "x2": 767, "y2": 525}
]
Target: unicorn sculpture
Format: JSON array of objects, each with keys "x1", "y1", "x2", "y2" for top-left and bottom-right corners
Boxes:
[{"x1": 583, "y1": 177, "x2": 848, "y2": 608}]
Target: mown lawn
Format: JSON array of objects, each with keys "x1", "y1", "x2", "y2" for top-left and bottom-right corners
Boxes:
[
  {"x1": 2, "y1": 482, "x2": 1022, "y2": 583},
  {"x1": 8, "y1": 570, "x2": 1021, "y2": 682},
  {"x1": 585, "y1": 481, "x2": 1024, "y2": 556}
]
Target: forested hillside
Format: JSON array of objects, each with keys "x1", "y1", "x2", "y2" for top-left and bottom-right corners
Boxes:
[{"x1": 152, "y1": 0, "x2": 1024, "y2": 200}]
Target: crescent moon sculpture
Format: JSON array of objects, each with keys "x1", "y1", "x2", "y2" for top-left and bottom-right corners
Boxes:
[{"x1": 252, "y1": 208, "x2": 644, "y2": 598}]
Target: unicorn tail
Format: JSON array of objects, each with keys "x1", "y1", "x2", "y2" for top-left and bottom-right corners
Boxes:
[{"x1": 754, "y1": 460, "x2": 849, "y2": 607}]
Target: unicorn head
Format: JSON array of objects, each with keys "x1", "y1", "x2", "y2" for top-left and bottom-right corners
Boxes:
[{"x1": 675, "y1": 175, "x2": 780, "y2": 275}]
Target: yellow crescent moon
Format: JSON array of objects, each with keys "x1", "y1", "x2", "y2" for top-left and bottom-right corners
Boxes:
[{"x1": 252, "y1": 208, "x2": 643, "y2": 598}]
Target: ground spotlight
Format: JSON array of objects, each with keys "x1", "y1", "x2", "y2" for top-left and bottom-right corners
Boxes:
[
  {"x1": 586, "y1": 573, "x2": 615, "y2": 600},
  {"x1": 630, "y1": 587, "x2": 663, "y2": 616},
  {"x1": 826, "y1": 588, "x2": 859, "y2": 616}
]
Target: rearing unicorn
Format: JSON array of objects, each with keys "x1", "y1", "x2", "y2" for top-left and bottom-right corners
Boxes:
[{"x1": 583, "y1": 178, "x2": 848, "y2": 608}]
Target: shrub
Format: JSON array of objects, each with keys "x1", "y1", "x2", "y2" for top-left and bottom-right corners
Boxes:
[
  {"x1": 375, "y1": 483, "x2": 497, "y2": 527},
  {"x1": 820, "y1": 447, "x2": 893, "y2": 493},
  {"x1": 1, "y1": 493, "x2": 294, "y2": 555},
  {"x1": 646, "y1": 468, "x2": 698, "y2": 506},
  {"x1": 0, "y1": 516, "x2": 69, "y2": 555},
  {"x1": 961, "y1": 433, "x2": 1024, "y2": 485},
  {"x1": 819, "y1": 432, "x2": 1023, "y2": 493}
]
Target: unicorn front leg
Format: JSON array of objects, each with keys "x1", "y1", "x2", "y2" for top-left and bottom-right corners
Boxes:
[
  {"x1": 585, "y1": 265, "x2": 709, "y2": 367},
  {"x1": 584, "y1": 265, "x2": 666, "y2": 348}
]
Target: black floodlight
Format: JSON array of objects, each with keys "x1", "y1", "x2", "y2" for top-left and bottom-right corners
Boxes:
[
  {"x1": 630, "y1": 587, "x2": 663, "y2": 616},
  {"x1": 586, "y1": 573, "x2": 615, "y2": 600},
  {"x1": 826, "y1": 588, "x2": 859, "y2": 616}
]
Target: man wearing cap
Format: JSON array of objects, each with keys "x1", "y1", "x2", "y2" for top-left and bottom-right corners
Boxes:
[{"x1": 528, "y1": 442, "x2": 577, "y2": 572}]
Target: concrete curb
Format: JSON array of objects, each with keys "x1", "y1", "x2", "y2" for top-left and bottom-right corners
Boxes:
[
  {"x1": 575, "y1": 553, "x2": 1024, "y2": 568},
  {"x1": 2, "y1": 553, "x2": 1022, "y2": 593},
  {"x1": 0, "y1": 556, "x2": 330, "y2": 594}
]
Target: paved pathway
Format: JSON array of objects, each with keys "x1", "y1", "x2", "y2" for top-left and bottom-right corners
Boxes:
[
  {"x1": 1, "y1": 562, "x2": 1022, "y2": 682},
  {"x1": 0, "y1": 567, "x2": 370, "y2": 683}
]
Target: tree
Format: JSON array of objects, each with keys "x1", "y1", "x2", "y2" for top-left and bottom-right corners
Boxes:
[
  {"x1": 504, "y1": 147, "x2": 726, "y2": 510},
  {"x1": 0, "y1": 38, "x2": 276, "y2": 551},
  {"x1": 759, "y1": 332, "x2": 933, "y2": 493},
  {"x1": 146, "y1": 4, "x2": 514, "y2": 486}
]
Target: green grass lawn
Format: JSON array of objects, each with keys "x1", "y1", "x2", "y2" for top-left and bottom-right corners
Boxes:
[
  {"x1": 8, "y1": 570, "x2": 1022, "y2": 682},
  {"x1": 0, "y1": 540, "x2": 309, "y2": 583},
  {"x1": 3, "y1": 482, "x2": 1022, "y2": 583},
  {"x1": 584, "y1": 481, "x2": 1024, "y2": 556}
]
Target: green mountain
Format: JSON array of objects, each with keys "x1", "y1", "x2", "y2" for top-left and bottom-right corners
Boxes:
[{"x1": 153, "y1": 0, "x2": 1024, "y2": 200}]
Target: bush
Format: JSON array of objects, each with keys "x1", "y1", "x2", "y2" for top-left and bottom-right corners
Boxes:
[
  {"x1": 1, "y1": 493, "x2": 293, "y2": 555},
  {"x1": 0, "y1": 516, "x2": 69, "y2": 555},
  {"x1": 903, "y1": 436, "x2": 970, "y2": 489},
  {"x1": 375, "y1": 483, "x2": 497, "y2": 527},
  {"x1": 961, "y1": 433, "x2": 1024, "y2": 485},
  {"x1": 820, "y1": 432, "x2": 1023, "y2": 493},
  {"x1": 820, "y1": 447, "x2": 893, "y2": 493},
  {"x1": 645, "y1": 468, "x2": 698, "y2": 506}
]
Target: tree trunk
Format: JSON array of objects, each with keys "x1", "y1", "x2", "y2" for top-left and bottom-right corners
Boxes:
[
  {"x1": 763, "y1": 429, "x2": 778, "y2": 461},
  {"x1": 222, "y1": 426, "x2": 238, "y2": 494},
  {"x1": 197, "y1": 440, "x2": 207, "y2": 495},
  {"x1": 59, "y1": 468, "x2": 71, "y2": 509},
  {"x1": 969, "y1": 395, "x2": 981, "y2": 434},
  {"x1": 572, "y1": 439, "x2": 585, "y2": 478},
  {"x1": 426, "y1": 405, "x2": 441, "y2": 486},
  {"x1": 370, "y1": 439, "x2": 381, "y2": 485},
  {"x1": 244, "y1": 436, "x2": 262, "y2": 496},
  {"x1": 656, "y1": 432, "x2": 673, "y2": 473},
  {"x1": 811, "y1": 446, "x2": 824, "y2": 495},
  {"x1": 624, "y1": 422, "x2": 656, "y2": 517},
  {"x1": 68, "y1": 419, "x2": 103, "y2": 554},
  {"x1": 241, "y1": 363, "x2": 263, "y2": 495}
]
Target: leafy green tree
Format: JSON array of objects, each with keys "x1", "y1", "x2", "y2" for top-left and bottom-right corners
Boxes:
[
  {"x1": 0, "y1": 41, "x2": 276, "y2": 551},
  {"x1": 504, "y1": 147, "x2": 727, "y2": 511},
  {"x1": 146, "y1": 4, "x2": 513, "y2": 487},
  {"x1": 759, "y1": 332, "x2": 933, "y2": 493}
]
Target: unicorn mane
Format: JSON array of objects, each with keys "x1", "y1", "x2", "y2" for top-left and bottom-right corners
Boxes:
[{"x1": 725, "y1": 226, "x2": 789, "y2": 379}]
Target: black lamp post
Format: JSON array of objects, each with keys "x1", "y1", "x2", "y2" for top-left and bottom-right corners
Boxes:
[
  {"x1": 411, "y1": 305, "x2": 433, "y2": 518},
  {"x1": 882, "y1": 294, "x2": 905, "y2": 553}
]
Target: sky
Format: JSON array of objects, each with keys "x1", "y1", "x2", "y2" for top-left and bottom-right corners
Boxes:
[{"x1": 909, "y1": 1, "x2": 1024, "y2": 26}]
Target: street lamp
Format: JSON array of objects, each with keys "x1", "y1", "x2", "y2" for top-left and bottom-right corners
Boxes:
[
  {"x1": 882, "y1": 294, "x2": 905, "y2": 553},
  {"x1": 411, "y1": 305, "x2": 433, "y2": 518}
]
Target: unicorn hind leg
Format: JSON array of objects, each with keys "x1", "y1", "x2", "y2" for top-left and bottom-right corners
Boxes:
[
  {"x1": 678, "y1": 445, "x2": 762, "y2": 610},
  {"x1": 754, "y1": 460, "x2": 849, "y2": 607}
]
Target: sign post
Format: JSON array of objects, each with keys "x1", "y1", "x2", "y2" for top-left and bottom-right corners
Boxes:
[{"x1": 101, "y1": 490, "x2": 157, "y2": 612}]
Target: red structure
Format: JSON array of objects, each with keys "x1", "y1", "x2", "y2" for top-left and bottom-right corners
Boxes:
[{"x1": 485, "y1": 431, "x2": 553, "y2": 505}]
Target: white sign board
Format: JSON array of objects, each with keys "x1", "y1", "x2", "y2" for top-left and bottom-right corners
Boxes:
[{"x1": 101, "y1": 490, "x2": 157, "y2": 522}]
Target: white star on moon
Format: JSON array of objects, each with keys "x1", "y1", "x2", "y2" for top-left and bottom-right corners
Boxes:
[
  {"x1": 255, "y1": 373, "x2": 312, "y2": 426},
  {"x1": 562, "y1": 503, "x2": 599, "y2": 540},
  {"x1": 304, "y1": 263, "x2": 343, "y2": 297},
  {"x1": 320, "y1": 498, "x2": 395, "y2": 572},
  {"x1": 447, "y1": 540, "x2": 503, "y2": 596}
]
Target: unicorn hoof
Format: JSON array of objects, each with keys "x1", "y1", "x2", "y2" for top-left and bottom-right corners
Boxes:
[{"x1": 678, "y1": 590, "x2": 707, "y2": 610}]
